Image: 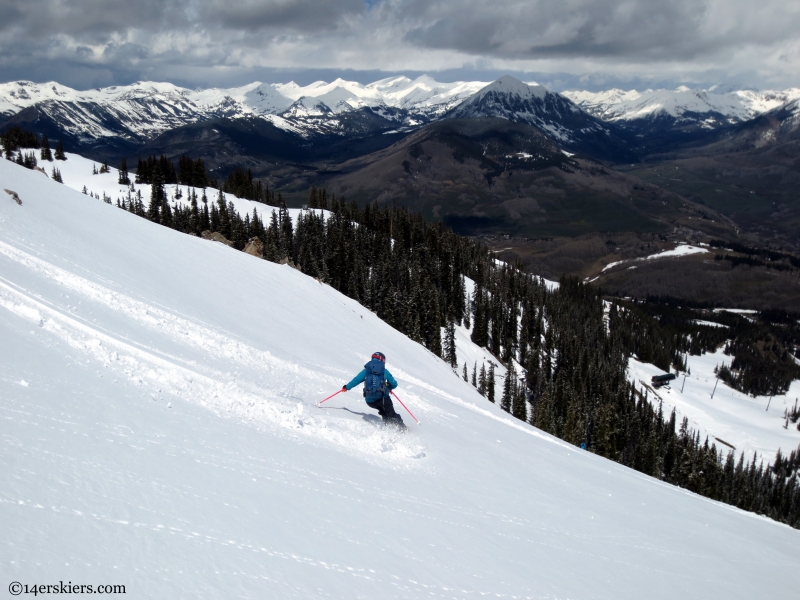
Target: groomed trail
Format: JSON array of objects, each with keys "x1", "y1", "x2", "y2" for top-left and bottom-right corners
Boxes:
[{"x1": 1, "y1": 160, "x2": 798, "y2": 599}]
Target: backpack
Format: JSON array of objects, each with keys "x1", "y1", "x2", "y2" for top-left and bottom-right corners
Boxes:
[{"x1": 363, "y1": 358, "x2": 386, "y2": 401}]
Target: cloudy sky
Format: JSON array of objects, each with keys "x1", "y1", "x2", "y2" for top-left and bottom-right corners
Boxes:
[{"x1": 1, "y1": 0, "x2": 798, "y2": 91}]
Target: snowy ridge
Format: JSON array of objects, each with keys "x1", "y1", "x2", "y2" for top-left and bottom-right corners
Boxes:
[
  {"x1": 1, "y1": 157, "x2": 799, "y2": 597},
  {"x1": 563, "y1": 86, "x2": 800, "y2": 127},
  {"x1": 0, "y1": 77, "x2": 490, "y2": 141},
  {"x1": 4, "y1": 78, "x2": 800, "y2": 148}
]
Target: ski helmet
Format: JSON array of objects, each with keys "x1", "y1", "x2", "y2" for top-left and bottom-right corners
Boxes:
[{"x1": 371, "y1": 352, "x2": 386, "y2": 362}]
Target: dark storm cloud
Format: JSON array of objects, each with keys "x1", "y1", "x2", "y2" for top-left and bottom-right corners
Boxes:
[
  {"x1": 0, "y1": 0, "x2": 797, "y2": 89},
  {"x1": 202, "y1": 0, "x2": 365, "y2": 32},
  {"x1": 0, "y1": 0, "x2": 365, "y2": 40},
  {"x1": 0, "y1": 0, "x2": 185, "y2": 40},
  {"x1": 401, "y1": 0, "x2": 733, "y2": 61}
]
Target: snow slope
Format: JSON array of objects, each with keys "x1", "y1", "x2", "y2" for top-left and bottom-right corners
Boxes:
[
  {"x1": 30, "y1": 151, "x2": 800, "y2": 469},
  {"x1": 600, "y1": 243, "x2": 709, "y2": 272},
  {"x1": 44, "y1": 152, "x2": 282, "y2": 224},
  {"x1": 1, "y1": 159, "x2": 799, "y2": 598}
]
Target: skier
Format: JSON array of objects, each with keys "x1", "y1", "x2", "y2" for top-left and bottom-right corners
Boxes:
[{"x1": 342, "y1": 352, "x2": 406, "y2": 430}]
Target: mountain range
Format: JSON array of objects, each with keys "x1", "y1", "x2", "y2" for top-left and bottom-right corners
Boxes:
[
  {"x1": 3, "y1": 76, "x2": 799, "y2": 155},
  {"x1": 563, "y1": 86, "x2": 800, "y2": 126},
  {"x1": 2, "y1": 75, "x2": 800, "y2": 245}
]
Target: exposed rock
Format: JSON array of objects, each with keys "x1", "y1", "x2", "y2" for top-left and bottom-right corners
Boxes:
[
  {"x1": 200, "y1": 230, "x2": 233, "y2": 246},
  {"x1": 4, "y1": 189, "x2": 22, "y2": 205},
  {"x1": 278, "y1": 256, "x2": 301, "y2": 270},
  {"x1": 244, "y1": 237, "x2": 264, "y2": 257}
]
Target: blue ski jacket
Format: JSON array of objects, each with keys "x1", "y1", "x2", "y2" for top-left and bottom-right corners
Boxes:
[{"x1": 345, "y1": 368, "x2": 398, "y2": 398}]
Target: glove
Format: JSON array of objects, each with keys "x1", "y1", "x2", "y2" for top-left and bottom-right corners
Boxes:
[{"x1": 341, "y1": 385, "x2": 348, "y2": 392}]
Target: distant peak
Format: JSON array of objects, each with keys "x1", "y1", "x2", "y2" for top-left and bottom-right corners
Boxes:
[
  {"x1": 478, "y1": 75, "x2": 549, "y2": 98},
  {"x1": 413, "y1": 74, "x2": 439, "y2": 84},
  {"x1": 489, "y1": 75, "x2": 526, "y2": 88}
]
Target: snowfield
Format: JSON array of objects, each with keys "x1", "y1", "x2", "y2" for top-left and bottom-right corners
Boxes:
[
  {"x1": 601, "y1": 244, "x2": 709, "y2": 272},
  {"x1": 1, "y1": 159, "x2": 799, "y2": 598}
]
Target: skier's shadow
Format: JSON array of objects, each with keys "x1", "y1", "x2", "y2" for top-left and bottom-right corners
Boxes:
[{"x1": 318, "y1": 405, "x2": 383, "y2": 426}]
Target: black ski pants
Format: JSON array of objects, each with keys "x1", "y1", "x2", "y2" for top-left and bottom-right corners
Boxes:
[{"x1": 366, "y1": 395, "x2": 403, "y2": 424}]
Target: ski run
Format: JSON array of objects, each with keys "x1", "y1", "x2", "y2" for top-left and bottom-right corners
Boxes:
[{"x1": 1, "y1": 155, "x2": 798, "y2": 598}]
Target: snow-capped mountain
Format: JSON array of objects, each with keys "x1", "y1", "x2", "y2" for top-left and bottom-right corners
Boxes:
[
  {"x1": 703, "y1": 96, "x2": 800, "y2": 153},
  {"x1": 0, "y1": 77, "x2": 489, "y2": 144},
  {"x1": 4, "y1": 77, "x2": 800, "y2": 163},
  {"x1": 0, "y1": 80, "x2": 212, "y2": 144},
  {"x1": 563, "y1": 86, "x2": 800, "y2": 128},
  {"x1": 447, "y1": 75, "x2": 610, "y2": 143},
  {"x1": 444, "y1": 75, "x2": 634, "y2": 159},
  {"x1": 2, "y1": 156, "x2": 798, "y2": 599}
]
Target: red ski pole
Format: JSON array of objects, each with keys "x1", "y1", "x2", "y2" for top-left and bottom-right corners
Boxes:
[
  {"x1": 391, "y1": 390, "x2": 421, "y2": 425},
  {"x1": 316, "y1": 389, "x2": 343, "y2": 407}
]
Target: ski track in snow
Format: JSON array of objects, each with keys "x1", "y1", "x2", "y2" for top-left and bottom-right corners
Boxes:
[
  {"x1": 0, "y1": 232, "x2": 577, "y2": 462},
  {"x1": 0, "y1": 241, "x2": 429, "y2": 466}
]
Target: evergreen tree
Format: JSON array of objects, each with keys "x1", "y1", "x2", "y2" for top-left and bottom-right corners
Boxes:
[
  {"x1": 20, "y1": 151, "x2": 37, "y2": 169},
  {"x1": 210, "y1": 203, "x2": 220, "y2": 232},
  {"x1": 51, "y1": 166, "x2": 63, "y2": 183},
  {"x1": 264, "y1": 210, "x2": 281, "y2": 262},
  {"x1": 511, "y1": 377, "x2": 528, "y2": 422},
  {"x1": 216, "y1": 189, "x2": 230, "y2": 238},
  {"x1": 228, "y1": 201, "x2": 247, "y2": 249},
  {"x1": 278, "y1": 196, "x2": 293, "y2": 260},
  {"x1": 54, "y1": 140, "x2": 66, "y2": 160},
  {"x1": 147, "y1": 176, "x2": 165, "y2": 222},
  {"x1": 487, "y1": 363, "x2": 496, "y2": 403},
  {"x1": 501, "y1": 362, "x2": 515, "y2": 413},
  {"x1": 462, "y1": 362, "x2": 468, "y2": 382},
  {"x1": 134, "y1": 189, "x2": 144, "y2": 216},
  {"x1": 444, "y1": 321, "x2": 456, "y2": 368},
  {"x1": 160, "y1": 196, "x2": 173, "y2": 227},
  {"x1": 199, "y1": 191, "x2": 210, "y2": 232},
  {"x1": 189, "y1": 190, "x2": 199, "y2": 234},
  {"x1": 40, "y1": 135, "x2": 52, "y2": 161},
  {"x1": 118, "y1": 158, "x2": 130, "y2": 185}
]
